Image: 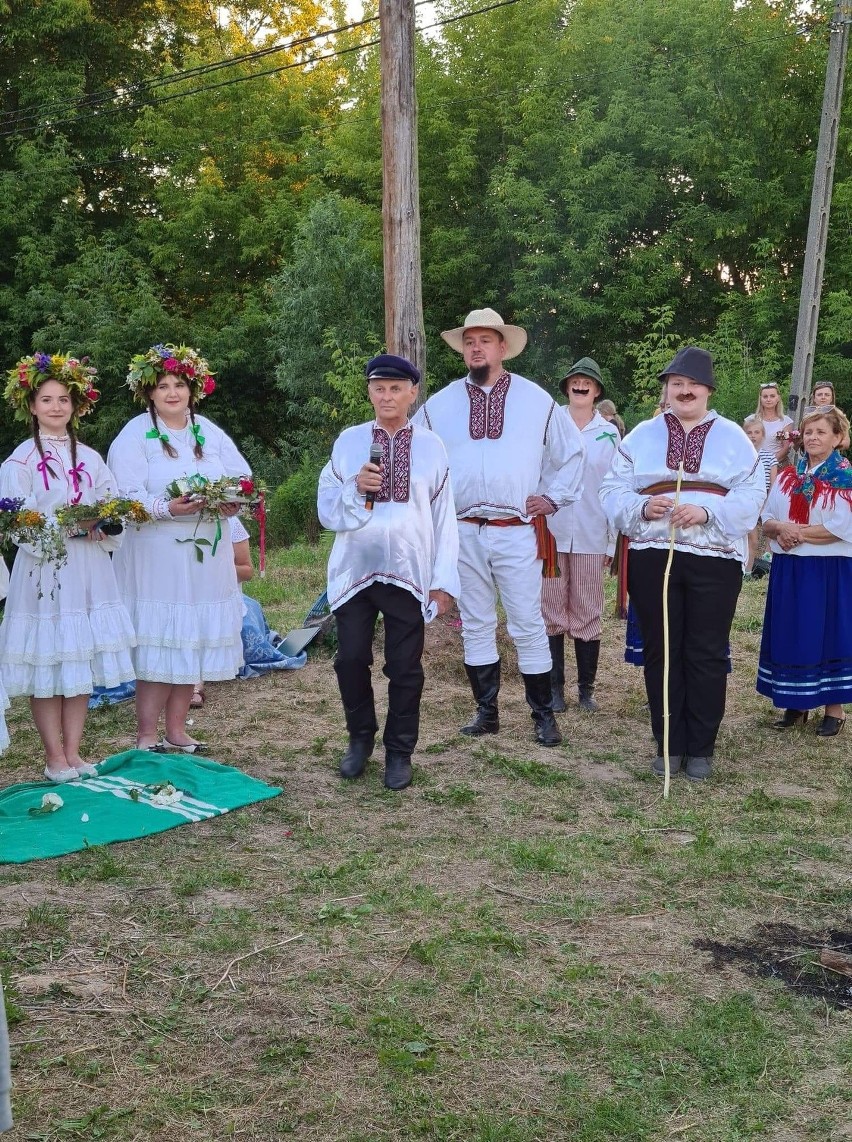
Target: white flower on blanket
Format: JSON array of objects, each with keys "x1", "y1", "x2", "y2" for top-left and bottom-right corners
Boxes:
[
  {"x1": 29, "y1": 792, "x2": 64, "y2": 816},
  {"x1": 151, "y1": 783, "x2": 184, "y2": 806},
  {"x1": 128, "y1": 781, "x2": 185, "y2": 806}
]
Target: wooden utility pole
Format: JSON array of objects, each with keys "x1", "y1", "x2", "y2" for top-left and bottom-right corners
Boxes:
[
  {"x1": 789, "y1": 0, "x2": 852, "y2": 423},
  {"x1": 380, "y1": 0, "x2": 427, "y2": 398}
]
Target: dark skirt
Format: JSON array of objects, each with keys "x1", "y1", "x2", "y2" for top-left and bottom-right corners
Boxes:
[{"x1": 757, "y1": 554, "x2": 852, "y2": 708}]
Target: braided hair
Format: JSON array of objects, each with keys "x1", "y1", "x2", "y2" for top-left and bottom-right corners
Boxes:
[
  {"x1": 147, "y1": 387, "x2": 204, "y2": 461},
  {"x1": 29, "y1": 395, "x2": 80, "y2": 480}
]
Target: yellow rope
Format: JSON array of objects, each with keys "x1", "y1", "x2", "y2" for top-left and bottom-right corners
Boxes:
[{"x1": 661, "y1": 462, "x2": 685, "y2": 800}]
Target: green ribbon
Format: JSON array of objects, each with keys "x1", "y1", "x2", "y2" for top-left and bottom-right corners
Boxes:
[
  {"x1": 146, "y1": 427, "x2": 170, "y2": 444},
  {"x1": 211, "y1": 516, "x2": 221, "y2": 557},
  {"x1": 190, "y1": 423, "x2": 205, "y2": 448},
  {"x1": 595, "y1": 431, "x2": 618, "y2": 447}
]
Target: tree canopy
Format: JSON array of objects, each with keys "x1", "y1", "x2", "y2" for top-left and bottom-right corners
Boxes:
[{"x1": 1, "y1": 0, "x2": 850, "y2": 467}]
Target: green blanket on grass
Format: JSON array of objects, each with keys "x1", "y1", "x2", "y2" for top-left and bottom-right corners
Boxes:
[{"x1": 0, "y1": 750, "x2": 282, "y2": 864}]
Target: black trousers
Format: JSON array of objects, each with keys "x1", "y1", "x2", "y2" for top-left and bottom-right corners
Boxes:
[
  {"x1": 333, "y1": 582, "x2": 425, "y2": 756},
  {"x1": 628, "y1": 548, "x2": 742, "y2": 758}
]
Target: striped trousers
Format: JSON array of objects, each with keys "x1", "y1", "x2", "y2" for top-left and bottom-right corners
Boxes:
[{"x1": 541, "y1": 552, "x2": 606, "y2": 641}]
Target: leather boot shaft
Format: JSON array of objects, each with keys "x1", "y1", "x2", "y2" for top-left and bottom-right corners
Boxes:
[
  {"x1": 460, "y1": 661, "x2": 501, "y2": 735},
  {"x1": 548, "y1": 634, "x2": 566, "y2": 712},
  {"x1": 575, "y1": 639, "x2": 600, "y2": 712},
  {"x1": 521, "y1": 671, "x2": 562, "y2": 747}
]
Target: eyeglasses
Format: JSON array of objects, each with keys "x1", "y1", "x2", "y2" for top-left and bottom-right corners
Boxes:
[{"x1": 759, "y1": 383, "x2": 780, "y2": 390}]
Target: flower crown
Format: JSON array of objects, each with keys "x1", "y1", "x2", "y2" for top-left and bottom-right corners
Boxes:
[
  {"x1": 4, "y1": 353, "x2": 100, "y2": 426},
  {"x1": 126, "y1": 343, "x2": 216, "y2": 405}
]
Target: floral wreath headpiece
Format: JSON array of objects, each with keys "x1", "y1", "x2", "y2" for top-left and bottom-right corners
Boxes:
[
  {"x1": 4, "y1": 353, "x2": 100, "y2": 426},
  {"x1": 125, "y1": 343, "x2": 216, "y2": 406}
]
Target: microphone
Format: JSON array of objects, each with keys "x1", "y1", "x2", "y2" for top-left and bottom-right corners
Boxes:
[{"x1": 365, "y1": 443, "x2": 383, "y2": 511}]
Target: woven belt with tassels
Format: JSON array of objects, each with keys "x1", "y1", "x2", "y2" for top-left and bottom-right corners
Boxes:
[{"x1": 459, "y1": 515, "x2": 559, "y2": 578}]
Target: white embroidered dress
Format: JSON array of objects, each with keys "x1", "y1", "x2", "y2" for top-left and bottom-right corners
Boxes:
[
  {"x1": 107, "y1": 414, "x2": 248, "y2": 683},
  {"x1": 599, "y1": 410, "x2": 766, "y2": 562},
  {"x1": 0, "y1": 438, "x2": 136, "y2": 699},
  {"x1": 317, "y1": 421, "x2": 461, "y2": 613}
]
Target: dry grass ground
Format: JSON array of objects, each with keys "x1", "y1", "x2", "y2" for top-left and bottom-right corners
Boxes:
[{"x1": 1, "y1": 544, "x2": 850, "y2": 1142}]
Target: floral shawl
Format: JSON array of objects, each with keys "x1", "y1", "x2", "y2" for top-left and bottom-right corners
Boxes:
[{"x1": 777, "y1": 449, "x2": 852, "y2": 524}]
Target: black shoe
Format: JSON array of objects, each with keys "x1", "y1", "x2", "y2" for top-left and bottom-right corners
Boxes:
[
  {"x1": 575, "y1": 639, "x2": 601, "y2": 712},
  {"x1": 548, "y1": 635, "x2": 566, "y2": 712},
  {"x1": 521, "y1": 671, "x2": 563, "y2": 747},
  {"x1": 460, "y1": 661, "x2": 500, "y2": 735},
  {"x1": 339, "y1": 736, "x2": 374, "y2": 779},
  {"x1": 773, "y1": 709, "x2": 808, "y2": 730},
  {"x1": 384, "y1": 752, "x2": 413, "y2": 790},
  {"x1": 816, "y1": 714, "x2": 846, "y2": 737}
]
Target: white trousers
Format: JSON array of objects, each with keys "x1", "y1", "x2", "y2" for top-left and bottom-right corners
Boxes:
[{"x1": 457, "y1": 521, "x2": 551, "y2": 674}]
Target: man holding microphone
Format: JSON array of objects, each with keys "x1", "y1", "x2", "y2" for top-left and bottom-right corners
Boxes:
[{"x1": 317, "y1": 354, "x2": 460, "y2": 790}]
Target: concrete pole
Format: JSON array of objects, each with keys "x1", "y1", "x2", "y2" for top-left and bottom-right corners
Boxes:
[
  {"x1": 789, "y1": 0, "x2": 852, "y2": 422},
  {"x1": 380, "y1": 0, "x2": 427, "y2": 400}
]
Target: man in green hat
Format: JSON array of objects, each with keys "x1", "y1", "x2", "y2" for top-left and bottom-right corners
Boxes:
[{"x1": 543, "y1": 358, "x2": 619, "y2": 712}]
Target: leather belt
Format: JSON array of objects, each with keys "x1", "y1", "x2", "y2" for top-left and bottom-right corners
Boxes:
[{"x1": 640, "y1": 480, "x2": 729, "y2": 497}]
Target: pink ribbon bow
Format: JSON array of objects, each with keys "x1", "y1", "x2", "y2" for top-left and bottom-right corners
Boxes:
[{"x1": 68, "y1": 461, "x2": 92, "y2": 504}]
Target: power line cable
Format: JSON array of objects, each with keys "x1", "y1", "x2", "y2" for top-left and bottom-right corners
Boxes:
[{"x1": 0, "y1": 0, "x2": 518, "y2": 136}]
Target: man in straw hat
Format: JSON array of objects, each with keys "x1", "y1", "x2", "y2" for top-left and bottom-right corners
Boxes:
[
  {"x1": 414, "y1": 308, "x2": 584, "y2": 746},
  {"x1": 599, "y1": 346, "x2": 765, "y2": 782},
  {"x1": 318, "y1": 354, "x2": 460, "y2": 790},
  {"x1": 543, "y1": 358, "x2": 619, "y2": 714}
]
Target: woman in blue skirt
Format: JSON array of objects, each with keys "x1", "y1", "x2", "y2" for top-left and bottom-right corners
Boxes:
[{"x1": 758, "y1": 406, "x2": 852, "y2": 736}]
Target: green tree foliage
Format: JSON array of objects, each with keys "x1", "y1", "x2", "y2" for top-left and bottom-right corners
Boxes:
[{"x1": 2, "y1": 0, "x2": 852, "y2": 474}]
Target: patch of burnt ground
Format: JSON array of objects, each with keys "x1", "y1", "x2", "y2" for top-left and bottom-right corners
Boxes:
[{"x1": 694, "y1": 923, "x2": 852, "y2": 1010}]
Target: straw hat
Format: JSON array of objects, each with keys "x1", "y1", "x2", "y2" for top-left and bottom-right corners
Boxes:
[{"x1": 440, "y1": 308, "x2": 527, "y2": 359}]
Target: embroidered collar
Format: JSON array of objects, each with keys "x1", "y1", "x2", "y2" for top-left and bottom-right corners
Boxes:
[
  {"x1": 664, "y1": 410, "x2": 716, "y2": 473},
  {"x1": 466, "y1": 372, "x2": 511, "y2": 440},
  {"x1": 371, "y1": 423, "x2": 413, "y2": 504}
]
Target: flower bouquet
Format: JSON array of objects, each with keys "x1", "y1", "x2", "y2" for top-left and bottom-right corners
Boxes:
[
  {"x1": 165, "y1": 474, "x2": 265, "y2": 563},
  {"x1": 0, "y1": 497, "x2": 69, "y2": 595},
  {"x1": 55, "y1": 497, "x2": 151, "y2": 539}
]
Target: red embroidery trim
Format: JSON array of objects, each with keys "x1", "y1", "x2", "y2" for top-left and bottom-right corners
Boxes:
[
  {"x1": 467, "y1": 373, "x2": 511, "y2": 440},
  {"x1": 487, "y1": 374, "x2": 511, "y2": 439},
  {"x1": 664, "y1": 412, "x2": 714, "y2": 473},
  {"x1": 371, "y1": 425, "x2": 412, "y2": 503},
  {"x1": 392, "y1": 426, "x2": 412, "y2": 503}
]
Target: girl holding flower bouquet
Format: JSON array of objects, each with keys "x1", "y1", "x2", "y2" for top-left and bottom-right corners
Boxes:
[
  {"x1": 0, "y1": 354, "x2": 136, "y2": 782},
  {"x1": 108, "y1": 344, "x2": 249, "y2": 752}
]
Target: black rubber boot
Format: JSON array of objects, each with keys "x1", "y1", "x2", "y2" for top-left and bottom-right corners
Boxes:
[
  {"x1": 460, "y1": 661, "x2": 501, "y2": 735},
  {"x1": 339, "y1": 698, "x2": 378, "y2": 778},
  {"x1": 521, "y1": 671, "x2": 562, "y2": 747},
  {"x1": 548, "y1": 635, "x2": 566, "y2": 712},
  {"x1": 339, "y1": 736, "x2": 374, "y2": 779},
  {"x1": 575, "y1": 639, "x2": 601, "y2": 712},
  {"x1": 384, "y1": 752, "x2": 413, "y2": 790}
]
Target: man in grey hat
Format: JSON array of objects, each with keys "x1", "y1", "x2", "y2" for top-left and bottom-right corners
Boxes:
[
  {"x1": 413, "y1": 308, "x2": 584, "y2": 746},
  {"x1": 543, "y1": 358, "x2": 618, "y2": 713},
  {"x1": 600, "y1": 346, "x2": 765, "y2": 782}
]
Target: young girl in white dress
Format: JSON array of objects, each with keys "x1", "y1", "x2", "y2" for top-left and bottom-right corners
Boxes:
[
  {"x1": 108, "y1": 344, "x2": 249, "y2": 753},
  {"x1": 0, "y1": 354, "x2": 136, "y2": 782}
]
